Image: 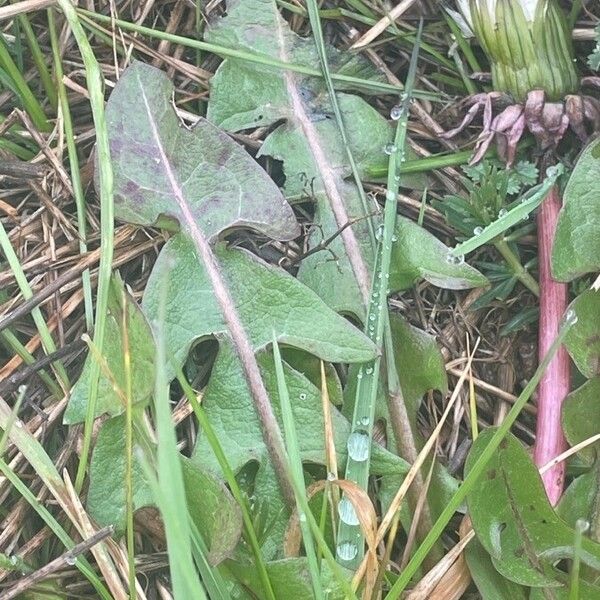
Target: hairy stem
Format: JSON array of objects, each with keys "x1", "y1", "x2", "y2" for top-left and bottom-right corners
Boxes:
[{"x1": 533, "y1": 185, "x2": 570, "y2": 505}]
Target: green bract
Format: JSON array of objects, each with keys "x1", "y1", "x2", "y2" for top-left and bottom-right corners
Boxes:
[{"x1": 461, "y1": 0, "x2": 579, "y2": 101}]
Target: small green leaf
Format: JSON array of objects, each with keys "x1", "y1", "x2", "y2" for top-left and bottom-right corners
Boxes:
[
  {"x1": 65, "y1": 276, "x2": 155, "y2": 423},
  {"x1": 466, "y1": 429, "x2": 600, "y2": 587},
  {"x1": 390, "y1": 314, "x2": 447, "y2": 425},
  {"x1": 391, "y1": 216, "x2": 488, "y2": 292},
  {"x1": 553, "y1": 138, "x2": 600, "y2": 281},
  {"x1": 562, "y1": 377, "x2": 600, "y2": 465},
  {"x1": 87, "y1": 416, "x2": 153, "y2": 533},
  {"x1": 564, "y1": 290, "x2": 600, "y2": 378}
]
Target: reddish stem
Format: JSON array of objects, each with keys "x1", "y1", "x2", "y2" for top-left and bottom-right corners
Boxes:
[{"x1": 533, "y1": 185, "x2": 571, "y2": 506}]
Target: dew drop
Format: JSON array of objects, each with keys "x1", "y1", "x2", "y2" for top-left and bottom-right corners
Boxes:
[
  {"x1": 327, "y1": 471, "x2": 336, "y2": 481},
  {"x1": 338, "y1": 497, "x2": 360, "y2": 526},
  {"x1": 369, "y1": 314, "x2": 376, "y2": 321},
  {"x1": 14, "y1": 420, "x2": 23, "y2": 428},
  {"x1": 390, "y1": 105, "x2": 402, "y2": 120},
  {"x1": 365, "y1": 367, "x2": 374, "y2": 375},
  {"x1": 576, "y1": 518, "x2": 590, "y2": 534},
  {"x1": 383, "y1": 144, "x2": 397, "y2": 155},
  {"x1": 299, "y1": 513, "x2": 307, "y2": 523},
  {"x1": 473, "y1": 226, "x2": 484, "y2": 236},
  {"x1": 347, "y1": 431, "x2": 369, "y2": 462},
  {"x1": 565, "y1": 309, "x2": 578, "y2": 326},
  {"x1": 10, "y1": 556, "x2": 17, "y2": 565},
  {"x1": 376, "y1": 225, "x2": 384, "y2": 241},
  {"x1": 391, "y1": 234, "x2": 398, "y2": 242},
  {"x1": 446, "y1": 253, "x2": 464, "y2": 265},
  {"x1": 360, "y1": 416, "x2": 370, "y2": 426},
  {"x1": 498, "y1": 208, "x2": 508, "y2": 218},
  {"x1": 65, "y1": 555, "x2": 77, "y2": 566},
  {"x1": 336, "y1": 541, "x2": 358, "y2": 561},
  {"x1": 299, "y1": 393, "x2": 307, "y2": 401},
  {"x1": 386, "y1": 190, "x2": 396, "y2": 202}
]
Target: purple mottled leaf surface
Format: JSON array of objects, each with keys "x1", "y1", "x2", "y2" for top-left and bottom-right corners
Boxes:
[{"x1": 104, "y1": 61, "x2": 299, "y2": 241}]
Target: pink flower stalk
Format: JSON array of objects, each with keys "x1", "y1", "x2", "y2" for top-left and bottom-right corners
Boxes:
[{"x1": 533, "y1": 185, "x2": 571, "y2": 505}]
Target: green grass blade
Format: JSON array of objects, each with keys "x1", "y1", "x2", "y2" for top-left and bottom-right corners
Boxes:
[
  {"x1": 0, "y1": 220, "x2": 69, "y2": 388},
  {"x1": 54, "y1": 0, "x2": 116, "y2": 492},
  {"x1": 305, "y1": 0, "x2": 375, "y2": 246},
  {"x1": 48, "y1": 8, "x2": 94, "y2": 331},
  {"x1": 76, "y1": 8, "x2": 440, "y2": 100},
  {"x1": 143, "y1": 274, "x2": 206, "y2": 598},
  {"x1": 177, "y1": 370, "x2": 277, "y2": 600},
  {"x1": 15, "y1": 11, "x2": 57, "y2": 110},
  {"x1": 272, "y1": 335, "x2": 324, "y2": 600},
  {"x1": 0, "y1": 34, "x2": 49, "y2": 131},
  {"x1": 337, "y1": 23, "x2": 422, "y2": 570},
  {"x1": 385, "y1": 310, "x2": 577, "y2": 598}
]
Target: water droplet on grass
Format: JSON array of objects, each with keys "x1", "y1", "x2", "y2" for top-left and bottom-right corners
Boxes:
[
  {"x1": 336, "y1": 541, "x2": 358, "y2": 561},
  {"x1": 446, "y1": 253, "x2": 464, "y2": 265},
  {"x1": 565, "y1": 309, "x2": 578, "y2": 326},
  {"x1": 390, "y1": 105, "x2": 402, "y2": 120},
  {"x1": 338, "y1": 497, "x2": 360, "y2": 526},
  {"x1": 347, "y1": 431, "x2": 369, "y2": 462}
]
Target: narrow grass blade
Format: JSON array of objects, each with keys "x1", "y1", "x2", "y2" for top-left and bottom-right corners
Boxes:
[
  {"x1": 15, "y1": 11, "x2": 57, "y2": 110},
  {"x1": 0, "y1": 34, "x2": 49, "y2": 131},
  {"x1": 48, "y1": 8, "x2": 94, "y2": 330},
  {"x1": 143, "y1": 272, "x2": 206, "y2": 598},
  {"x1": 337, "y1": 23, "x2": 423, "y2": 570},
  {"x1": 0, "y1": 220, "x2": 69, "y2": 387},
  {"x1": 305, "y1": 0, "x2": 375, "y2": 245},
  {"x1": 177, "y1": 370, "x2": 277, "y2": 600},
  {"x1": 54, "y1": 0, "x2": 116, "y2": 492},
  {"x1": 385, "y1": 311, "x2": 577, "y2": 598},
  {"x1": 77, "y1": 8, "x2": 440, "y2": 100},
  {"x1": 0, "y1": 384, "x2": 24, "y2": 455},
  {"x1": 272, "y1": 335, "x2": 324, "y2": 600}
]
